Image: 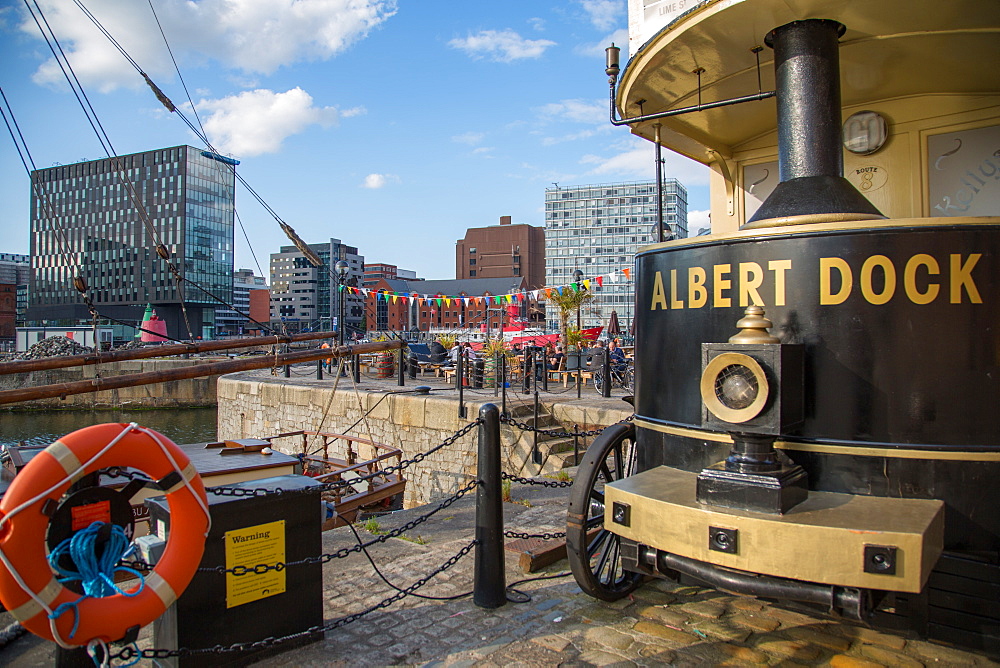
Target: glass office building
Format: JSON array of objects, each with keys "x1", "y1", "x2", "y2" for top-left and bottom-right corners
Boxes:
[
  {"x1": 28, "y1": 146, "x2": 236, "y2": 340},
  {"x1": 544, "y1": 180, "x2": 687, "y2": 333}
]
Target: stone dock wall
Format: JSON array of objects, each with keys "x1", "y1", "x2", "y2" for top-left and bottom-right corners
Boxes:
[
  {"x1": 216, "y1": 375, "x2": 631, "y2": 508},
  {"x1": 0, "y1": 359, "x2": 219, "y2": 409}
]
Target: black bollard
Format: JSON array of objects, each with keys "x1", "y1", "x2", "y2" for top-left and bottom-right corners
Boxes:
[
  {"x1": 474, "y1": 403, "x2": 506, "y2": 608},
  {"x1": 457, "y1": 344, "x2": 466, "y2": 419},
  {"x1": 522, "y1": 348, "x2": 532, "y2": 394},
  {"x1": 284, "y1": 364, "x2": 290, "y2": 378},
  {"x1": 316, "y1": 359, "x2": 323, "y2": 380},
  {"x1": 602, "y1": 350, "x2": 611, "y2": 398},
  {"x1": 532, "y1": 390, "x2": 542, "y2": 465},
  {"x1": 575, "y1": 349, "x2": 582, "y2": 399},
  {"x1": 353, "y1": 354, "x2": 361, "y2": 383},
  {"x1": 398, "y1": 347, "x2": 405, "y2": 387},
  {"x1": 408, "y1": 353, "x2": 417, "y2": 379}
]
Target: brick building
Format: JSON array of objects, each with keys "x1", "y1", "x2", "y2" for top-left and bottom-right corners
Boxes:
[
  {"x1": 455, "y1": 216, "x2": 545, "y2": 290},
  {"x1": 364, "y1": 277, "x2": 528, "y2": 334}
]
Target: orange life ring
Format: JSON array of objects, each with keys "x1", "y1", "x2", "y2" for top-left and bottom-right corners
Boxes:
[{"x1": 0, "y1": 423, "x2": 209, "y2": 647}]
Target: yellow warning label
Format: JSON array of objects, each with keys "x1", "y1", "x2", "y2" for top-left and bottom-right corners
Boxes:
[{"x1": 224, "y1": 520, "x2": 286, "y2": 608}]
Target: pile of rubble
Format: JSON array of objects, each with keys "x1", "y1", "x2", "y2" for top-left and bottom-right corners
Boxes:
[
  {"x1": 3, "y1": 336, "x2": 94, "y2": 362},
  {"x1": 113, "y1": 340, "x2": 150, "y2": 351}
]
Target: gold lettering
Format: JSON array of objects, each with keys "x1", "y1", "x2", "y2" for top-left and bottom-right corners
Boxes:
[
  {"x1": 689, "y1": 267, "x2": 707, "y2": 308},
  {"x1": 650, "y1": 271, "x2": 667, "y2": 310},
  {"x1": 861, "y1": 255, "x2": 896, "y2": 305},
  {"x1": 903, "y1": 254, "x2": 940, "y2": 304},
  {"x1": 670, "y1": 269, "x2": 685, "y2": 309},
  {"x1": 768, "y1": 260, "x2": 792, "y2": 306},
  {"x1": 738, "y1": 262, "x2": 764, "y2": 307},
  {"x1": 713, "y1": 264, "x2": 731, "y2": 308},
  {"x1": 950, "y1": 253, "x2": 982, "y2": 303},
  {"x1": 820, "y1": 257, "x2": 852, "y2": 305}
]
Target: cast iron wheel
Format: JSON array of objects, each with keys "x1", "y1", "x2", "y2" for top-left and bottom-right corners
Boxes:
[{"x1": 566, "y1": 422, "x2": 642, "y2": 600}]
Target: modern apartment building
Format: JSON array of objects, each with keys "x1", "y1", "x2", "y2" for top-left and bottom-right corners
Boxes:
[
  {"x1": 27, "y1": 146, "x2": 236, "y2": 340},
  {"x1": 456, "y1": 216, "x2": 546, "y2": 289},
  {"x1": 543, "y1": 180, "x2": 687, "y2": 332},
  {"x1": 269, "y1": 239, "x2": 364, "y2": 334},
  {"x1": 215, "y1": 268, "x2": 270, "y2": 336}
]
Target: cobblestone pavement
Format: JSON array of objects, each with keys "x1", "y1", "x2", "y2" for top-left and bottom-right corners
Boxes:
[
  {"x1": 1, "y1": 478, "x2": 997, "y2": 667},
  {"x1": 253, "y1": 482, "x2": 997, "y2": 668}
]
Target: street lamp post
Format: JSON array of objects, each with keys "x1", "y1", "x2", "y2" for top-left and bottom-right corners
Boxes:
[
  {"x1": 573, "y1": 269, "x2": 584, "y2": 399},
  {"x1": 336, "y1": 260, "x2": 349, "y2": 376}
]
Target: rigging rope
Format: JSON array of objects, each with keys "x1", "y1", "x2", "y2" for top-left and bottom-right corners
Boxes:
[{"x1": 47, "y1": 523, "x2": 146, "y2": 640}]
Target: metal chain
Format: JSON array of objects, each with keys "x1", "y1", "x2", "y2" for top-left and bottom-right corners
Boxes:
[
  {"x1": 501, "y1": 471, "x2": 573, "y2": 488},
  {"x1": 503, "y1": 530, "x2": 566, "y2": 540},
  {"x1": 109, "y1": 540, "x2": 477, "y2": 663},
  {"x1": 200, "y1": 478, "x2": 480, "y2": 575},
  {"x1": 208, "y1": 418, "x2": 483, "y2": 498},
  {"x1": 98, "y1": 467, "x2": 153, "y2": 484},
  {"x1": 500, "y1": 414, "x2": 634, "y2": 438}
]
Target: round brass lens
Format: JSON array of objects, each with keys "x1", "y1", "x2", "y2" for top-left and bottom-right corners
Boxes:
[{"x1": 700, "y1": 352, "x2": 770, "y2": 424}]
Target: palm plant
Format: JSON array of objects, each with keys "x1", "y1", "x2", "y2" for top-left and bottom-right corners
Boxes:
[{"x1": 548, "y1": 287, "x2": 595, "y2": 351}]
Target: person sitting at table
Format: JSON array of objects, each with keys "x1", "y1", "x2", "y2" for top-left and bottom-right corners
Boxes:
[
  {"x1": 548, "y1": 344, "x2": 565, "y2": 371},
  {"x1": 608, "y1": 339, "x2": 627, "y2": 371}
]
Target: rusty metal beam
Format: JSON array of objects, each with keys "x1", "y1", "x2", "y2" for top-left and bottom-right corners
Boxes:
[
  {"x1": 0, "y1": 340, "x2": 404, "y2": 406},
  {"x1": 0, "y1": 331, "x2": 352, "y2": 376}
]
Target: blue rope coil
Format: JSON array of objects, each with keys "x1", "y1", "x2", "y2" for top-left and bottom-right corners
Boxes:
[{"x1": 47, "y1": 522, "x2": 145, "y2": 639}]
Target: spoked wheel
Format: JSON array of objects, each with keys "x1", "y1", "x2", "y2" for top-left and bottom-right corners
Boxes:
[
  {"x1": 624, "y1": 365, "x2": 635, "y2": 393},
  {"x1": 566, "y1": 422, "x2": 642, "y2": 600},
  {"x1": 592, "y1": 368, "x2": 606, "y2": 395}
]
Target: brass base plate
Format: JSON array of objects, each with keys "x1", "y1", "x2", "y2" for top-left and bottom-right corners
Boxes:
[{"x1": 605, "y1": 467, "x2": 944, "y2": 593}]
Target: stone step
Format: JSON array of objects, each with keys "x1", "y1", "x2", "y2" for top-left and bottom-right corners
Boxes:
[{"x1": 543, "y1": 437, "x2": 579, "y2": 455}]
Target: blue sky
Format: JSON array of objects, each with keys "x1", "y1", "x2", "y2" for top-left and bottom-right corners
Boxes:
[{"x1": 0, "y1": 0, "x2": 710, "y2": 280}]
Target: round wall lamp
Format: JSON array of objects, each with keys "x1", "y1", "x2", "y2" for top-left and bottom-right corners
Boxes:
[{"x1": 843, "y1": 110, "x2": 888, "y2": 155}]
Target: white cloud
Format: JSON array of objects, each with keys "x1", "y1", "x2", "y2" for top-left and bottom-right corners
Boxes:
[
  {"x1": 341, "y1": 106, "x2": 367, "y2": 118},
  {"x1": 575, "y1": 28, "x2": 629, "y2": 58},
  {"x1": 197, "y1": 87, "x2": 339, "y2": 156},
  {"x1": 688, "y1": 209, "x2": 711, "y2": 234},
  {"x1": 528, "y1": 17, "x2": 546, "y2": 32},
  {"x1": 471, "y1": 147, "x2": 494, "y2": 156},
  {"x1": 452, "y1": 131, "x2": 485, "y2": 146},
  {"x1": 21, "y1": 0, "x2": 397, "y2": 91},
  {"x1": 534, "y1": 98, "x2": 612, "y2": 145},
  {"x1": 362, "y1": 173, "x2": 399, "y2": 189},
  {"x1": 580, "y1": 0, "x2": 624, "y2": 31},
  {"x1": 580, "y1": 137, "x2": 712, "y2": 185},
  {"x1": 536, "y1": 99, "x2": 605, "y2": 125},
  {"x1": 448, "y1": 30, "x2": 556, "y2": 63}
]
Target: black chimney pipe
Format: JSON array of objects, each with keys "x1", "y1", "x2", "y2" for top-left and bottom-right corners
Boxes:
[{"x1": 746, "y1": 19, "x2": 883, "y2": 226}]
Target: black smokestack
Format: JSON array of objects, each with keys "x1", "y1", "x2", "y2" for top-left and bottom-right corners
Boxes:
[{"x1": 746, "y1": 19, "x2": 883, "y2": 226}]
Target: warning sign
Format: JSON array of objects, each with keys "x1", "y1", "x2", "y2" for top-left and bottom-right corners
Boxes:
[
  {"x1": 71, "y1": 500, "x2": 111, "y2": 531},
  {"x1": 224, "y1": 520, "x2": 286, "y2": 608}
]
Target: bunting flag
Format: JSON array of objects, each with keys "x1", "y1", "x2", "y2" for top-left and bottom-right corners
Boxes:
[{"x1": 355, "y1": 265, "x2": 636, "y2": 308}]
